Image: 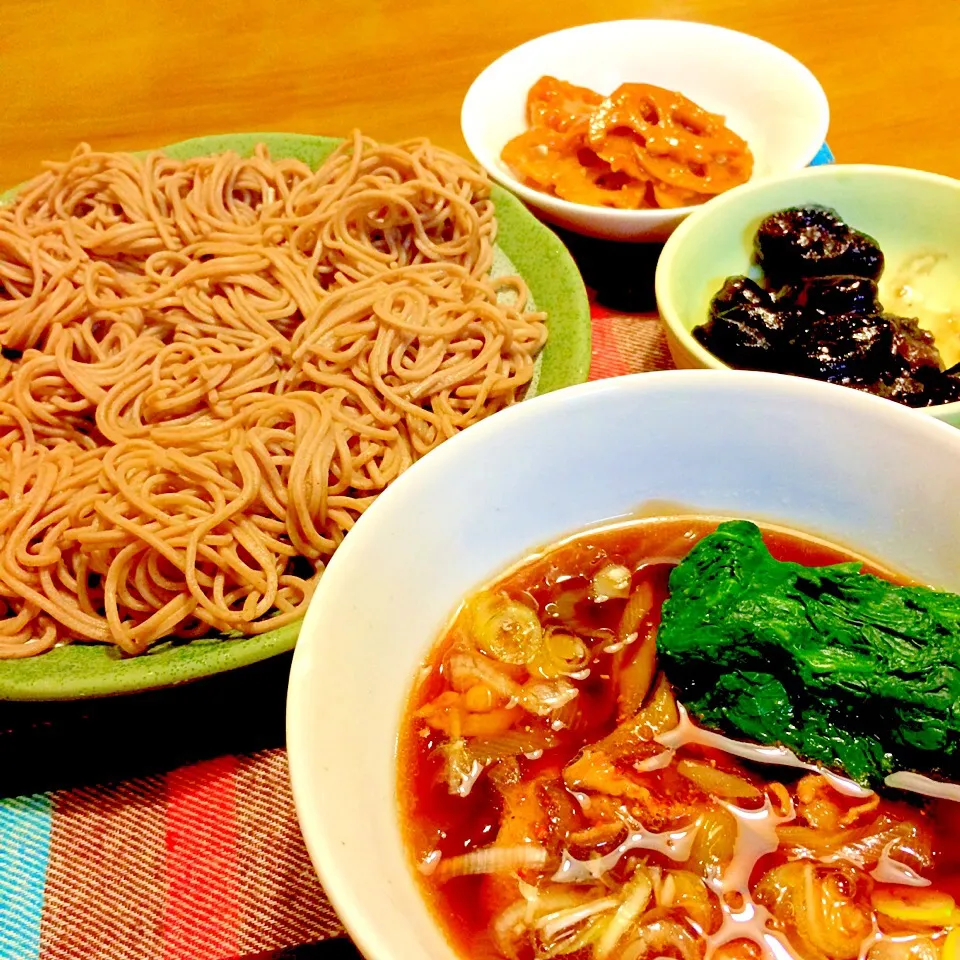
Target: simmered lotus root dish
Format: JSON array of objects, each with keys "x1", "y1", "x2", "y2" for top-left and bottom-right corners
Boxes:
[{"x1": 501, "y1": 77, "x2": 754, "y2": 209}]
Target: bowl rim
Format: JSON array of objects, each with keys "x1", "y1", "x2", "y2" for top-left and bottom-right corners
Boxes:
[
  {"x1": 460, "y1": 17, "x2": 830, "y2": 224},
  {"x1": 655, "y1": 161, "x2": 960, "y2": 418},
  {"x1": 286, "y1": 368, "x2": 960, "y2": 960}
]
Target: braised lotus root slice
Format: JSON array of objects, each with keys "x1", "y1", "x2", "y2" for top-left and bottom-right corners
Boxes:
[
  {"x1": 526, "y1": 75, "x2": 603, "y2": 136},
  {"x1": 652, "y1": 180, "x2": 713, "y2": 209},
  {"x1": 500, "y1": 127, "x2": 584, "y2": 192},
  {"x1": 552, "y1": 157, "x2": 650, "y2": 208},
  {"x1": 587, "y1": 83, "x2": 753, "y2": 196},
  {"x1": 501, "y1": 126, "x2": 649, "y2": 208}
]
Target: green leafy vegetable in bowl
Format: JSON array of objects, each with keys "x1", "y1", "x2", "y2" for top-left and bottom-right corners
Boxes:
[{"x1": 657, "y1": 520, "x2": 960, "y2": 788}]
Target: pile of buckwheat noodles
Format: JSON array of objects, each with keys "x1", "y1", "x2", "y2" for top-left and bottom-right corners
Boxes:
[{"x1": 0, "y1": 131, "x2": 547, "y2": 657}]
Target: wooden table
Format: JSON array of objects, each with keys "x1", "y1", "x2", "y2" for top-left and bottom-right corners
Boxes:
[
  {"x1": 0, "y1": 5, "x2": 956, "y2": 958},
  {"x1": 2, "y1": 0, "x2": 958, "y2": 189}
]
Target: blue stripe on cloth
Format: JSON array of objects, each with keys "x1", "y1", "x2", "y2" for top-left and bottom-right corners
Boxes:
[
  {"x1": 0, "y1": 794, "x2": 52, "y2": 960},
  {"x1": 810, "y1": 142, "x2": 835, "y2": 166}
]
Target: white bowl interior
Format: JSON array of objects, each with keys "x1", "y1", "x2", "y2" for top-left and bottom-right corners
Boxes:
[
  {"x1": 461, "y1": 20, "x2": 829, "y2": 239},
  {"x1": 655, "y1": 164, "x2": 960, "y2": 426},
  {"x1": 288, "y1": 371, "x2": 960, "y2": 960}
]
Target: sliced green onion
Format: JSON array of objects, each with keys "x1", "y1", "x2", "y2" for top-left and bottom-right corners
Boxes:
[
  {"x1": 590, "y1": 564, "x2": 632, "y2": 602},
  {"x1": 470, "y1": 592, "x2": 544, "y2": 664}
]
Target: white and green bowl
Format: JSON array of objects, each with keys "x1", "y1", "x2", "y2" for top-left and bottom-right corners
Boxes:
[{"x1": 655, "y1": 163, "x2": 960, "y2": 427}]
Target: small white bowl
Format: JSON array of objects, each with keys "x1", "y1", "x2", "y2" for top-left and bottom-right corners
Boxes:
[
  {"x1": 287, "y1": 371, "x2": 960, "y2": 960},
  {"x1": 655, "y1": 163, "x2": 960, "y2": 427},
  {"x1": 461, "y1": 19, "x2": 829, "y2": 241}
]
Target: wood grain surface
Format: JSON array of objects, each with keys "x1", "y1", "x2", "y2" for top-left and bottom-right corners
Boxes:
[{"x1": 1, "y1": 0, "x2": 956, "y2": 189}]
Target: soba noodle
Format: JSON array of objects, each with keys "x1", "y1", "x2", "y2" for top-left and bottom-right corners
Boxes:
[{"x1": 0, "y1": 132, "x2": 547, "y2": 657}]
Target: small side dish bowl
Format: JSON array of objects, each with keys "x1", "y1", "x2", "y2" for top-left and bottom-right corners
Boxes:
[
  {"x1": 461, "y1": 19, "x2": 829, "y2": 241},
  {"x1": 655, "y1": 163, "x2": 960, "y2": 427},
  {"x1": 287, "y1": 371, "x2": 960, "y2": 960}
]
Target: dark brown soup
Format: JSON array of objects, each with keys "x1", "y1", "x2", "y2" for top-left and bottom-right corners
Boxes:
[{"x1": 397, "y1": 518, "x2": 960, "y2": 960}]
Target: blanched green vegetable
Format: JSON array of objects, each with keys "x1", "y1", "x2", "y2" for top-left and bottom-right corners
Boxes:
[{"x1": 657, "y1": 521, "x2": 960, "y2": 787}]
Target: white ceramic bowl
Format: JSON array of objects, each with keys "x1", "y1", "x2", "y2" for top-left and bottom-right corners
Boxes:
[
  {"x1": 461, "y1": 20, "x2": 829, "y2": 241},
  {"x1": 655, "y1": 163, "x2": 960, "y2": 427},
  {"x1": 287, "y1": 371, "x2": 960, "y2": 960}
]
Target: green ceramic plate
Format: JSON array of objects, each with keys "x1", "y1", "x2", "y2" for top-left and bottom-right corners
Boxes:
[{"x1": 0, "y1": 132, "x2": 591, "y2": 700}]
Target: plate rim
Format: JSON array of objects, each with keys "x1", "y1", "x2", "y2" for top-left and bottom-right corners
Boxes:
[{"x1": 0, "y1": 131, "x2": 591, "y2": 700}]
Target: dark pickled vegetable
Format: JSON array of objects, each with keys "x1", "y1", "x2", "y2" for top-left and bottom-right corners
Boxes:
[
  {"x1": 778, "y1": 275, "x2": 880, "y2": 317},
  {"x1": 755, "y1": 205, "x2": 884, "y2": 285},
  {"x1": 691, "y1": 204, "x2": 958, "y2": 409},
  {"x1": 790, "y1": 313, "x2": 893, "y2": 384},
  {"x1": 710, "y1": 276, "x2": 786, "y2": 336},
  {"x1": 888, "y1": 314, "x2": 942, "y2": 371},
  {"x1": 860, "y1": 370, "x2": 931, "y2": 407},
  {"x1": 919, "y1": 367, "x2": 960, "y2": 406},
  {"x1": 859, "y1": 363, "x2": 960, "y2": 409},
  {"x1": 694, "y1": 276, "x2": 790, "y2": 371}
]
